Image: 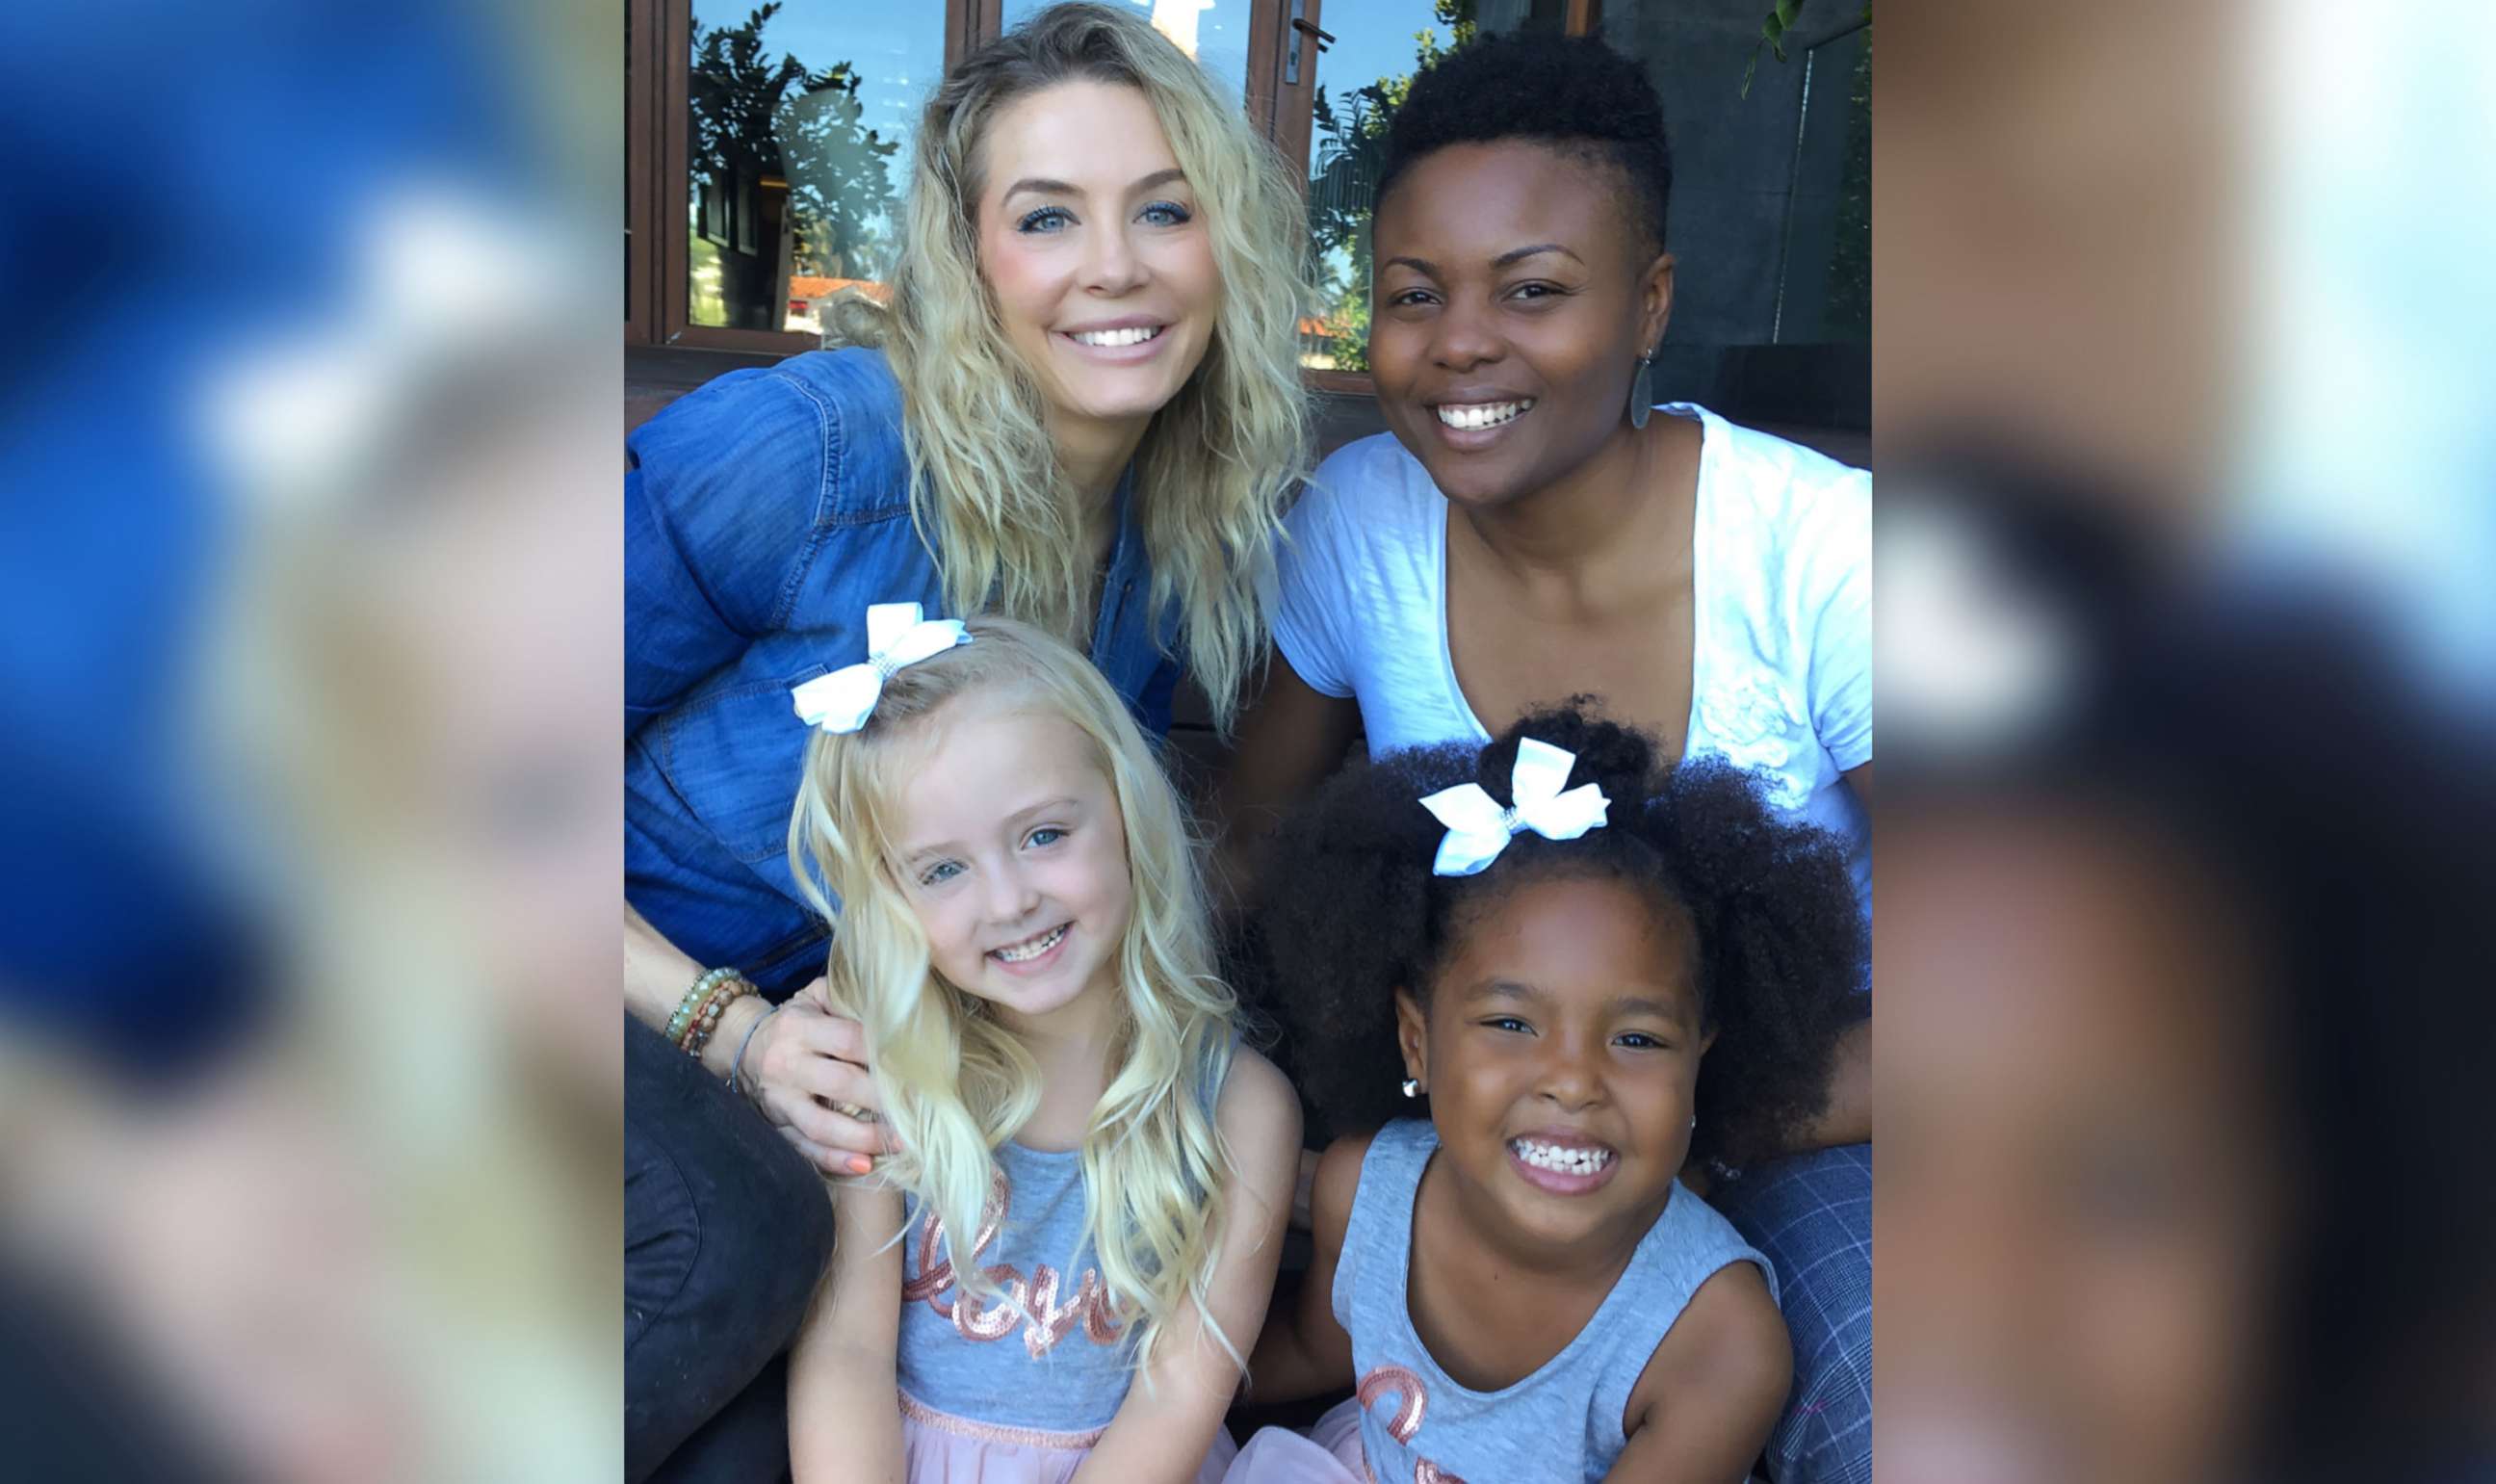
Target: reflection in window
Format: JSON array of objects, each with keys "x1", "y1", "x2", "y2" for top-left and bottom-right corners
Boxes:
[
  {"x1": 1000, "y1": 0, "x2": 1251, "y2": 108},
  {"x1": 687, "y1": 3, "x2": 938, "y2": 333},
  {"x1": 1298, "y1": 3, "x2": 1556, "y2": 371}
]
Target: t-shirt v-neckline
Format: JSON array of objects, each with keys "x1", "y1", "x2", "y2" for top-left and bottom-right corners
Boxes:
[{"x1": 1432, "y1": 406, "x2": 1710, "y2": 760}]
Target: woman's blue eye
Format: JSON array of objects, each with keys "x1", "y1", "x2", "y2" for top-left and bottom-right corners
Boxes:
[
  {"x1": 1138, "y1": 199, "x2": 1192, "y2": 227},
  {"x1": 1026, "y1": 826, "x2": 1065, "y2": 848},
  {"x1": 920, "y1": 860, "x2": 963, "y2": 887},
  {"x1": 1017, "y1": 205, "x2": 1076, "y2": 234}
]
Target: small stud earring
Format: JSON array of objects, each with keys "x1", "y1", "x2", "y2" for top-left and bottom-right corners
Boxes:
[{"x1": 1400, "y1": 1078, "x2": 1421, "y2": 1099}]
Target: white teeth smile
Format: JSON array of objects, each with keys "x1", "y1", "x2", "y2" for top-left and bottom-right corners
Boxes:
[
  {"x1": 990, "y1": 924, "x2": 1068, "y2": 963},
  {"x1": 1071, "y1": 325, "x2": 1162, "y2": 347},
  {"x1": 1436, "y1": 400, "x2": 1533, "y2": 430},
  {"x1": 1510, "y1": 1138, "x2": 1615, "y2": 1175}
]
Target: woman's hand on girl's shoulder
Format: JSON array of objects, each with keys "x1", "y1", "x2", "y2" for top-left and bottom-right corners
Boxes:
[
  {"x1": 1605, "y1": 1261, "x2": 1790, "y2": 1484},
  {"x1": 742, "y1": 978, "x2": 900, "y2": 1177}
]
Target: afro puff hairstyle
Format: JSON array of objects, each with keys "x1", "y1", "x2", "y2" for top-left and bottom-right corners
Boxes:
[
  {"x1": 1251, "y1": 701, "x2": 1863, "y2": 1171},
  {"x1": 1374, "y1": 31, "x2": 1674, "y2": 257}
]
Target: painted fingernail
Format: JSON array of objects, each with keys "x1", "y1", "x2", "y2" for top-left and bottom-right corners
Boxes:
[{"x1": 848, "y1": 1156, "x2": 873, "y2": 1176}]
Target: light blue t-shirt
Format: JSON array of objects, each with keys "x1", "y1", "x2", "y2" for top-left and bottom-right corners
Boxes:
[
  {"x1": 1333, "y1": 1120, "x2": 1776, "y2": 1484},
  {"x1": 1273, "y1": 404, "x2": 1872, "y2": 910}
]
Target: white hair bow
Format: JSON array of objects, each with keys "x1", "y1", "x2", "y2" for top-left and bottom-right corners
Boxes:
[
  {"x1": 1418, "y1": 737, "x2": 1611, "y2": 876},
  {"x1": 790, "y1": 602, "x2": 971, "y2": 734}
]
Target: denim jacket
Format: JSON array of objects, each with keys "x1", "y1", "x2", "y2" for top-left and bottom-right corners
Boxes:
[{"x1": 626, "y1": 348, "x2": 1180, "y2": 994}]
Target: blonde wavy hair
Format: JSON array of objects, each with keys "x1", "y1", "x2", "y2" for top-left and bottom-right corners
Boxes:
[
  {"x1": 789, "y1": 616, "x2": 1245, "y2": 1375},
  {"x1": 839, "y1": 2, "x2": 1311, "y2": 733}
]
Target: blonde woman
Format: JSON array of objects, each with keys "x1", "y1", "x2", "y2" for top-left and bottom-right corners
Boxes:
[
  {"x1": 785, "y1": 612, "x2": 1296, "y2": 1481},
  {"x1": 624, "y1": 7, "x2": 1308, "y2": 1477}
]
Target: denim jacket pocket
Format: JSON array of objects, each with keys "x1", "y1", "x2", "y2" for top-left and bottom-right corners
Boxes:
[
  {"x1": 747, "y1": 919, "x2": 834, "y2": 995},
  {"x1": 652, "y1": 671, "x2": 822, "y2": 867}
]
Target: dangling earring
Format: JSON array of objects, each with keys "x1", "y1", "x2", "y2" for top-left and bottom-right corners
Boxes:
[
  {"x1": 1400, "y1": 1078, "x2": 1421, "y2": 1099},
  {"x1": 1627, "y1": 351, "x2": 1655, "y2": 430}
]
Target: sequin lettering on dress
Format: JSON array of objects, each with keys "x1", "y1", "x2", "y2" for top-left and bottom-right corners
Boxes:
[
  {"x1": 1355, "y1": 1366, "x2": 1469, "y2": 1484},
  {"x1": 1356, "y1": 1366, "x2": 1429, "y2": 1442},
  {"x1": 901, "y1": 1173, "x2": 1127, "y2": 1356}
]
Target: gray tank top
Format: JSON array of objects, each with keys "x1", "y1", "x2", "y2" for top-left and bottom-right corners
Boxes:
[
  {"x1": 1331, "y1": 1118, "x2": 1777, "y2": 1484},
  {"x1": 895, "y1": 1041, "x2": 1233, "y2": 1437}
]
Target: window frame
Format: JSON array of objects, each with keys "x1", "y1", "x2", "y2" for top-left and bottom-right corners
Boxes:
[
  {"x1": 625, "y1": 0, "x2": 659, "y2": 342},
  {"x1": 623, "y1": 0, "x2": 1608, "y2": 381}
]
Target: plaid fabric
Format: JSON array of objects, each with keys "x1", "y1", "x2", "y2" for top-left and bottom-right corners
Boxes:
[{"x1": 1708, "y1": 1143, "x2": 1872, "y2": 1484}]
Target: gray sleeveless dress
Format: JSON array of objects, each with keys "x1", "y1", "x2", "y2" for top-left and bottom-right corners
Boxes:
[
  {"x1": 888, "y1": 1043, "x2": 1239, "y2": 1482},
  {"x1": 1237, "y1": 1117, "x2": 1776, "y2": 1484}
]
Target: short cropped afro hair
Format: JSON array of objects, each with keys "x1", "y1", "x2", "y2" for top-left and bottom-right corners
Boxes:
[
  {"x1": 1248, "y1": 700, "x2": 1863, "y2": 1171},
  {"x1": 1375, "y1": 31, "x2": 1674, "y2": 257}
]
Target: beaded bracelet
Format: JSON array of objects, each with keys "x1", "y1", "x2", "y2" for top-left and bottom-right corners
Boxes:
[
  {"x1": 667, "y1": 966, "x2": 753, "y2": 1057},
  {"x1": 684, "y1": 982, "x2": 748, "y2": 1062},
  {"x1": 663, "y1": 966, "x2": 738, "y2": 1043},
  {"x1": 681, "y1": 980, "x2": 751, "y2": 1058},
  {"x1": 681, "y1": 976, "x2": 752, "y2": 1057}
]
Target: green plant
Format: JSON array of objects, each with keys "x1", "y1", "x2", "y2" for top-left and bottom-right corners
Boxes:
[
  {"x1": 1743, "y1": 0, "x2": 1870, "y2": 98},
  {"x1": 1303, "y1": 1, "x2": 1477, "y2": 370},
  {"x1": 688, "y1": 3, "x2": 899, "y2": 325}
]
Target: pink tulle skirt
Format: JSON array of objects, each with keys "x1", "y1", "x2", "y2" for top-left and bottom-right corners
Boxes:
[
  {"x1": 897, "y1": 1391, "x2": 1240, "y2": 1483},
  {"x1": 1221, "y1": 1396, "x2": 1368, "y2": 1483}
]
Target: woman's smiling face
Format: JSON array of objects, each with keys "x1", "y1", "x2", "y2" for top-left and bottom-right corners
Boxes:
[
  {"x1": 1367, "y1": 140, "x2": 1675, "y2": 508},
  {"x1": 973, "y1": 79, "x2": 1220, "y2": 441}
]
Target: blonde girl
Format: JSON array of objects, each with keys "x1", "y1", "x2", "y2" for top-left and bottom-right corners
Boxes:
[
  {"x1": 784, "y1": 612, "x2": 1299, "y2": 1483},
  {"x1": 624, "y1": 6, "x2": 1308, "y2": 1468}
]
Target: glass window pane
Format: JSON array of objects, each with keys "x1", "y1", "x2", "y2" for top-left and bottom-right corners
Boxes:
[
  {"x1": 1301, "y1": 3, "x2": 1558, "y2": 372},
  {"x1": 686, "y1": 3, "x2": 942, "y2": 333},
  {"x1": 998, "y1": 0, "x2": 1252, "y2": 109},
  {"x1": 1595, "y1": 3, "x2": 1871, "y2": 425},
  {"x1": 1774, "y1": 25, "x2": 1869, "y2": 345}
]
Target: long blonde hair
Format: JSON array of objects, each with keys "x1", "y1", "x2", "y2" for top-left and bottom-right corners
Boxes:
[
  {"x1": 789, "y1": 616, "x2": 1243, "y2": 1374},
  {"x1": 856, "y1": 3, "x2": 1311, "y2": 733}
]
